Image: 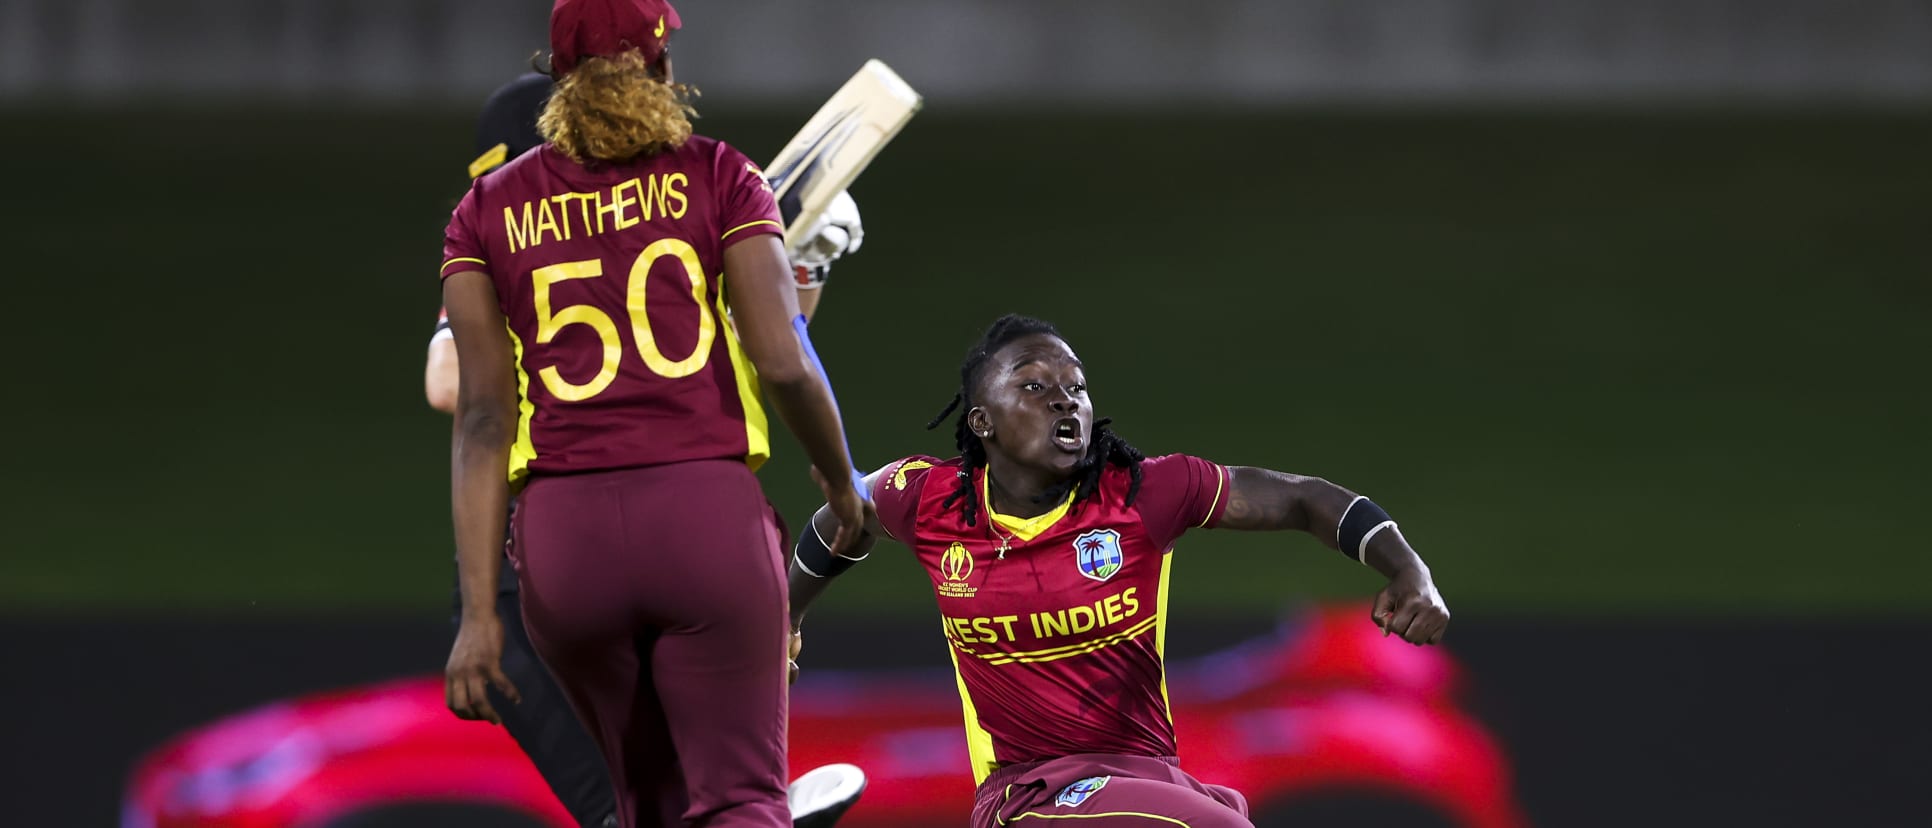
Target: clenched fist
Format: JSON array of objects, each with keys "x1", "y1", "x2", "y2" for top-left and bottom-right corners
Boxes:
[{"x1": 1371, "y1": 569, "x2": 1450, "y2": 645}]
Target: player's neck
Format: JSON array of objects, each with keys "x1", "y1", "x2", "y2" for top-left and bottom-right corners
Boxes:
[{"x1": 982, "y1": 462, "x2": 1065, "y2": 520}]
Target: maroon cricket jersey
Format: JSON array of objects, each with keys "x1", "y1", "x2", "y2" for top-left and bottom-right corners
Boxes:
[
  {"x1": 440, "y1": 137, "x2": 784, "y2": 485},
  {"x1": 871, "y1": 454, "x2": 1232, "y2": 784}
]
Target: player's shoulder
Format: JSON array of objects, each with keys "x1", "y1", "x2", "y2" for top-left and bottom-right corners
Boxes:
[
  {"x1": 669, "y1": 133, "x2": 728, "y2": 164},
  {"x1": 681, "y1": 133, "x2": 766, "y2": 176},
  {"x1": 679, "y1": 133, "x2": 724, "y2": 153},
  {"x1": 877, "y1": 454, "x2": 957, "y2": 497},
  {"x1": 465, "y1": 145, "x2": 550, "y2": 201},
  {"x1": 494, "y1": 145, "x2": 547, "y2": 179},
  {"x1": 1124, "y1": 453, "x2": 1224, "y2": 495},
  {"x1": 1139, "y1": 453, "x2": 1203, "y2": 472},
  {"x1": 870, "y1": 455, "x2": 958, "y2": 542}
]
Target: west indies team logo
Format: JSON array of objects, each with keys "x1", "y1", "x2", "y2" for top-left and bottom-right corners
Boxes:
[
  {"x1": 1055, "y1": 775, "x2": 1110, "y2": 807},
  {"x1": 1073, "y1": 529, "x2": 1125, "y2": 582}
]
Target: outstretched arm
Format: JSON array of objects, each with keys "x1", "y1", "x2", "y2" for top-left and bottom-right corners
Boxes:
[
  {"x1": 785, "y1": 455, "x2": 931, "y2": 684},
  {"x1": 1219, "y1": 466, "x2": 1450, "y2": 645}
]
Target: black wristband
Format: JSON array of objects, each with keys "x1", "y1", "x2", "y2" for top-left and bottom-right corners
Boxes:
[
  {"x1": 794, "y1": 522, "x2": 866, "y2": 579},
  {"x1": 1336, "y1": 496, "x2": 1397, "y2": 564}
]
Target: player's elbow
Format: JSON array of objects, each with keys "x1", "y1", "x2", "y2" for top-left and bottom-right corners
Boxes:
[
  {"x1": 1295, "y1": 474, "x2": 1339, "y2": 497},
  {"x1": 456, "y1": 406, "x2": 513, "y2": 447},
  {"x1": 454, "y1": 389, "x2": 515, "y2": 443},
  {"x1": 1280, "y1": 472, "x2": 1345, "y2": 511}
]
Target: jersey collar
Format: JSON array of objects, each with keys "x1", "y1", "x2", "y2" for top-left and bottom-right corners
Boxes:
[{"x1": 980, "y1": 469, "x2": 1076, "y2": 542}]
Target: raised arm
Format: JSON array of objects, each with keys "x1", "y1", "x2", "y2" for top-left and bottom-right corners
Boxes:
[{"x1": 1219, "y1": 466, "x2": 1450, "y2": 645}]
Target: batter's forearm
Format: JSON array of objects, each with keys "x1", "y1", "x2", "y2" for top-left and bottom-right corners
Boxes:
[
  {"x1": 764, "y1": 376, "x2": 858, "y2": 486},
  {"x1": 425, "y1": 337, "x2": 459, "y2": 414},
  {"x1": 795, "y1": 284, "x2": 825, "y2": 323}
]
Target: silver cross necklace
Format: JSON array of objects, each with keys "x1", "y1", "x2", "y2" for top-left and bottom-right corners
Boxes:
[{"x1": 988, "y1": 521, "x2": 1016, "y2": 560}]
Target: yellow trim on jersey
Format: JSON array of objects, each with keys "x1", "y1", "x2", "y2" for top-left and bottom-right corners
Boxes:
[
  {"x1": 715, "y1": 285, "x2": 771, "y2": 471},
  {"x1": 721, "y1": 219, "x2": 782, "y2": 241},
  {"x1": 442, "y1": 257, "x2": 488, "y2": 275},
  {"x1": 505, "y1": 324, "x2": 539, "y2": 490},
  {"x1": 891, "y1": 459, "x2": 934, "y2": 491},
  {"x1": 1198, "y1": 464, "x2": 1227, "y2": 527},
  {"x1": 961, "y1": 616, "x2": 1155, "y2": 659},
  {"x1": 1156, "y1": 551, "x2": 1175, "y2": 724},
  {"x1": 1009, "y1": 811, "x2": 1190, "y2": 827},
  {"x1": 962, "y1": 615, "x2": 1160, "y2": 666},
  {"x1": 982, "y1": 473, "x2": 1077, "y2": 541},
  {"x1": 947, "y1": 645, "x2": 1001, "y2": 785},
  {"x1": 468, "y1": 143, "x2": 509, "y2": 179},
  {"x1": 875, "y1": 459, "x2": 936, "y2": 541}
]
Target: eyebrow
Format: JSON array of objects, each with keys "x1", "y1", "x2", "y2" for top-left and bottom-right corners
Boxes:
[{"x1": 1011, "y1": 356, "x2": 1083, "y2": 371}]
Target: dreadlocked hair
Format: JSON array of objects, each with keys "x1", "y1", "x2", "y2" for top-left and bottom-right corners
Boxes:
[{"x1": 925, "y1": 314, "x2": 1146, "y2": 527}]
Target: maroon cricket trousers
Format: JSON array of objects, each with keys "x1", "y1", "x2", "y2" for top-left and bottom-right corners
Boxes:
[{"x1": 512, "y1": 459, "x2": 791, "y2": 828}]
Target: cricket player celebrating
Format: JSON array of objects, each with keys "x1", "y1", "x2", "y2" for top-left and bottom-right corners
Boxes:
[{"x1": 788, "y1": 315, "x2": 1452, "y2": 828}]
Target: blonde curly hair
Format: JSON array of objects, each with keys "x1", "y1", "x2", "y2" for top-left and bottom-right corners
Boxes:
[{"x1": 539, "y1": 49, "x2": 698, "y2": 165}]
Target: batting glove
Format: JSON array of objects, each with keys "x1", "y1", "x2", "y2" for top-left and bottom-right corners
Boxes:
[{"x1": 786, "y1": 190, "x2": 863, "y2": 289}]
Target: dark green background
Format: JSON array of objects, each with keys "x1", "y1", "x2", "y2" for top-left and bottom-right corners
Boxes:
[{"x1": 7, "y1": 105, "x2": 1926, "y2": 616}]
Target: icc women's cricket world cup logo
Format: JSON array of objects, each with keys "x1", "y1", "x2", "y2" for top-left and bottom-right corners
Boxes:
[{"x1": 938, "y1": 542, "x2": 977, "y2": 598}]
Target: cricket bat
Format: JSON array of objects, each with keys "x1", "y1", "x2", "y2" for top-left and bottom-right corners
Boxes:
[{"x1": 765, "y1": 59, "x2": 923, "y2": 252}]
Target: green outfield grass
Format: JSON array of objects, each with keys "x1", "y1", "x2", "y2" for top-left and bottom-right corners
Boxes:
[{"x1": 6, "y1": 104, "x2": 1926, "y2": 616}]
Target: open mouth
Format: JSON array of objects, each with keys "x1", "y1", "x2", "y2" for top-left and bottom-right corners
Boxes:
[{"x1": 1051, "y1": 418, "x2": 1084, "y2": 451}]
